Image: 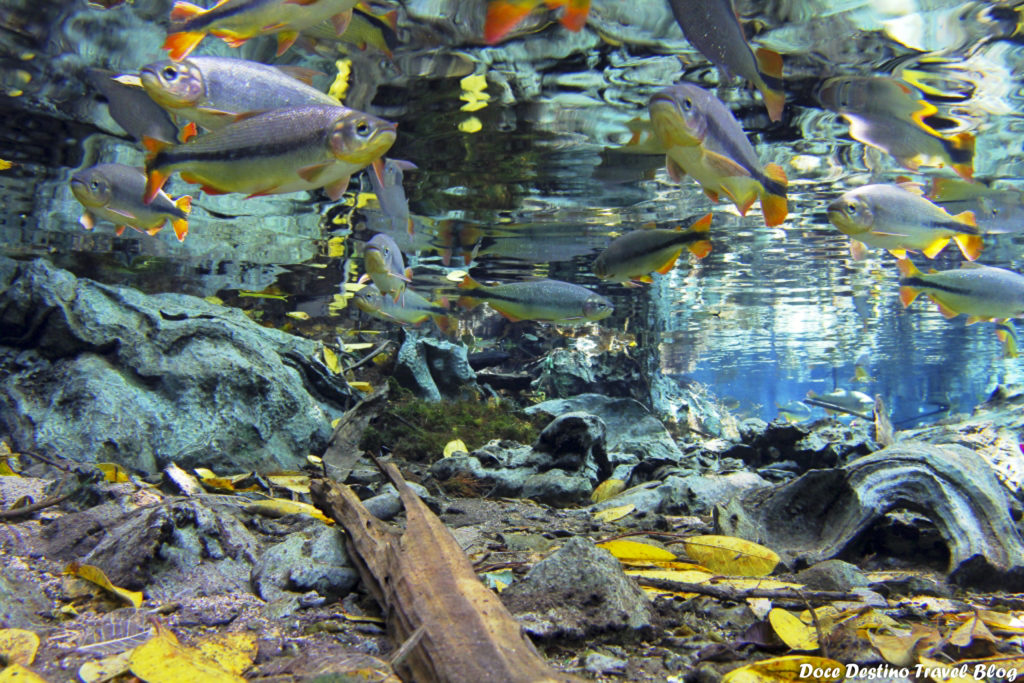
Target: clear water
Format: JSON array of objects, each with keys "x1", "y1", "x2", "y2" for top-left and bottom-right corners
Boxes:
[{"x1": 1, "y1": 0, "x2": 1022, "y2": 428}]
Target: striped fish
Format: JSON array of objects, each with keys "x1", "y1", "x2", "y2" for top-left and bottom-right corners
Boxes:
[
  {"x1": 457, "y1": 276, "x2": 612, "y2": 324},
  {"x1": 353, "y1": 283, "x2": 453, "y2": 333},
  {"x1": 362, "y1": 233, "x2": 410, "y2": 303},
  {"x1": 71, "y1": 163, "x2": 192, "y2": 241},
  {"x1": 142, "y1": 105, "x2": 396, "y2": 203},
  {"x1": 593, "y1": 213, "x2": 712, "y2": 284}
]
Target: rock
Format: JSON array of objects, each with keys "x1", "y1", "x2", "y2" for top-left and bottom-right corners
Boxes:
[
  {"x1": 0, "y1": 563, "x2": 52, "y2": 629},
  {"x1": 362, "y1": 481, "x2": 433, "y2": 521},
  {"x1": 717, "y1": 443, "x2": 1024, "y2": 590},
  {"x1": 393, "y1": 330, "x2": 478, "y2": 401},
  {"x1": 0, "y1": 257, "x2": 343, "y2": 474},
  {"x1": 501, "y1": 536, "x2": 655, "y2": 640},
  {"x1": 533, "y1": 412, "x2": 611, "y2": 481},
  {"x1": 531, "y1": 348, "x2": 647, "y2": 402},
  {"x1": 251, "y1": 526, "x2": 359, "y2": 613},
  {"x1": 526, "y1": 394, "x2": 686, "y2": 468},
  {"x1": 591, "y1": 472, "x2": 769, "y2": 517},
  {"x1": 521, "y1": 470, "x2": 593, "y2": 507},
  {"x1": 794, "y1": 560, "x2": 870, "y2": 592},
  {"x1": 583, "y1": 651, "x2": 628, "y2": 675}
]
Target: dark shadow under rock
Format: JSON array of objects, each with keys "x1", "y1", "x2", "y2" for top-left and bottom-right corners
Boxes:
[
  {"x1": 501, "y1": 536, "x2": 655, "y2": 641},
  {"x1": 716, "y1": 443, "x2": 1024, "y2": 590},
  {"x1": 0, "y1": 257, "x2": 346, "y2": 474}
]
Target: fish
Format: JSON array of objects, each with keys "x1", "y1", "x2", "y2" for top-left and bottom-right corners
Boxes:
[
  {"x1": 648, "y1": 83, "x2": 788, "y2": 227},
  {"x1": 817, "y1": 76, "x2": 974, "y2": 181},
  {"x1": 927, "y1": 177, "x2": 1024, "y2": 235},
  {"x1": 367, "y1": 157, "x2": 416, "y2": 235},
  {"x1": 457, "y1": 276, "x2": 613, "y2": 324},
  {"x1": 70, "y1": 163, "x2": 192, "y2": 241},
  {"x1": 353, "y1": 283, "x2": 453, "y2": 333},
  {"x1": 164, "y1": 0, "x2": 358, "y2": 60},
  {"x1": 592, "y1": 213, "x2": 712, "y2": 284},
  {"x1": 666, "y1": 0, "x2": 785, "y2": 122},
  {"x1": 304, "y1": 3, "x2": 398, "y2": 57},
  {"x1": 85, "y1": 68, "x2": 180, "y2": 144},
  {"x1": 139, "y1": 56, "x2": 337, "y2": 132},
  {"x1": 827, "y1": 183, "x2": 982, "y2": 261},
  {"x1": 362, "y1": 232, "x2": 410, "y2": 302},
  {"x1": 804, "y1": 389, "x2": 874, "y2": 419},
  {"x1": 483, "y1": 0, "x2": 590, "y2": 44},
  {"x1": 142, "y1": 104, "x2": 396, "y2": 203},
  {"x1": 776, "y1": 400, "x2": 812, "y2": 423}
]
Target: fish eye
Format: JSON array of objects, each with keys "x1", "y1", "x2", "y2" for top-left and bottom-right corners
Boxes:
[
  {"x1": 844, "y1": 201, "x2": 858, "y2": 214},
  {"x1": 355, "y1": 120, "x2": 371, "y2": 136},
  {"x1": 162, "y1": 66, "x2": 177, "y2": 80},
  {"x1": 682, "y1": 98, "x2": 693, "y2": 112},
  {"x1": 90, "y1": 181, "x2": 99, "y2": 189}
]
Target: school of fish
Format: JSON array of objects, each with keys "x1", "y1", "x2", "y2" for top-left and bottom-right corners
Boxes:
[{"x1": 71, "y1": 0, "x2": 1024, "y2": 361}]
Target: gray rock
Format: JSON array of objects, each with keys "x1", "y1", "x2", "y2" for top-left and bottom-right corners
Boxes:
[
  {"x1": 251, "y1": 526, "x2": 359, "y2": 610},
  {"x1": 583, "y1": 652, "x2": 628, "y2": 675},
  {"x1": 521, "y1": 470, "x2": 593, "y2": 507},
  {"x1": 795, "y1": 560, "x2": 870, "y2": 592},
  {"x1": 590, "y1": 472, "x2": 769, "y2": 516},
  {"x1": 501, "y1": 536, "x2": 655, "y2": 640},
  {"x1": 533, "y1": 411, "x2": 611, "y2": 480},
  {"x1": 531, "y1": 348, "x2": 647, "y2": 402},
  {"x1": 362, "y1": 481, "x2": 433, "y2": 521},
  {"x1": 0, "y1": 567, "x2": 52, "y2": 629},
  {"x1": 527, "y1": 394, "x2": 686, "y2": 466},
  {"x1": 393, "y1": 330, "x2": 478, "y2": 401},
  {"x1": 0, "y1": 257, "x2": 342, "y2": 474}
]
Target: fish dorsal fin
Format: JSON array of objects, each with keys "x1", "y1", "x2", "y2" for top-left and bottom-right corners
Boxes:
[
  {"x1": 896, "y1": 180, "x2": 925, "y2": 195},
  {"x1": 275, "y1": 65, "x2": 324, "y2": 86}
]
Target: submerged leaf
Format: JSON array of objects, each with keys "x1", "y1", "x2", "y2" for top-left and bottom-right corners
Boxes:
[
  {"x1": 722, "y1": 655, "x2": 845, "y2": 682},
  {"x1": 597, "y1": 539, "x2": 675, "y2": 563},
  {"x1": 0, "y1": 629, "x2": 39, "y2": 666},
  {"x1": 0, "y1": 663, "x2": 50, "y2": 681},
  {"x1": 63, "y1": 563, "x2": 143, "y2": 608},
  {"x1": 193, "y1": 632, "x2": 257, "y2": 677},
  {"x1": 593, "y1": 504, "x2": 635, "y2": 523},
  {"x1": 682, "y1": 535, "x2": 779, "y2": 576},
  {"x1": 73, "y1": 607, "x2": 154, "y2": 656},
  {"x1": 95, "y1": 463, "x2": 131, "y2": 484},
  {"x1": 129, "y1": 623, "x2": 244, "y2": 683},
  {"x1": 443, "y1": 439, "x2": 468, "y2": 458},
  {"x1": 246, "y1": 499, "x2": 334, "y2": 524},
  {"x1": 590, "y1": 478, "x2": 625, "y2": 503},
  {"x1": 78, "y1": 650, "x2": 134, "y2": 683},
  {"x1": 769, "y1": 608, "x2": 819, "y2": 651},
  {"x1": 323, "y1": 346, "x2": 341, "y2": 374}
]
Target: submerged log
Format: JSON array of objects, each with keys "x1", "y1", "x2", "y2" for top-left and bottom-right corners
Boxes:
[
  {"x1": 716, "y1": 443, "x2": 1024, "y2": 590},
  {"x1": 311, "y1": 466, "x2": 581, "y2": 683}
]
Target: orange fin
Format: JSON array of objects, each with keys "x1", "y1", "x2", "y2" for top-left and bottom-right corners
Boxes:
[
  {"x1": 666, "y1": 156, "x2": 687, "y2": 183},
  {"x1": 899, "y1": 285, "x2": 920, "y2": 308},
  {"x1": 849, "y1": 239, "x2": 869, "y2": 261},
  {"x1": 760, "y1": 163, "x2": 788, "y2": 227},
  {"x1": 163, "y1": 30, "x2": 206, "y2": 61},
  {"x1": 689, "y1": 212, "x2": 712, "y2": 232},
  {"x1": 276, "y1": 31, "x2": 299, "y2": 56},
  {"x1": 655, "y1": 248, "x2": 684, "y2": 275},
  {"x1": 330, "y1": 10, "x2": 353, "y2": 34},
  {"x1": 456, "y1": 295, "x2": 480, "y2": 310},
  {"x1": 297, "y1": 163, "x2": 330, "y2": 183},
  {"x1": 458, "y1": 274, "x2": 481, "y2": 290},
  {"x1": 948, "y1": 132, "x2": 975, "y2": 181},
  {"x1": 688, "y1": 240, "x2": 712, "y2": 259},
  {"x1": 199, "y1": 184, "x2": 229, "y2": 195},
  {"x1": 325, "y1": 176, "x2": 351, "y2": 201},
  {"x1": 703, "y1": 187, "x2": 719, "y2": 202},
  {"x1": 555, "y1": 0, "x2": 590, "y2": 31},
  {"x1": 494, "y1": 308, "x2": 523, "y2": 322},
  {"x1": 115, "y1": 225, "x2": 127, "y2": 236},
  {"x1": 953, "y1": 209, "x2": 977, "y2": 229},
  {"x1": 484, "y1": 0, "x2": 537, "y2": 44},
  {"x1": 143, "y1": 169, "x2": 170, "y2": 205},
  {"x1": 932, "y1": 298, "x2": 960, "y2": 319},
  {"x1": 146, "y1": 225, "x2": 163, "y2": 236},
  {"x1": 220, "y1": 35, "x2": 250, "y2": 48},
  {"x1": 754, "y1": 48, "x2": 785, "y2": 122},
  {"x1": 79, "y1": 212, "x2": 95, "y2": 231},
  {"x1": 896, "y1": 257, "x2": 919, "y2": 279},
  {"x1": 174, "y1": 195, "x2": 193, "y2": 214},
  {"x1": 169, "y1": 1, "x2": 205, "y2": 22},
  {"x1": 953, "y1": 233, "x2": 983, "y2": 261},
  {"x1": 921, "y1": 237, "x2": 950, "y2": 259},
  {"x1": 179, "y1": 121, "x2": 198, "y2": 143},
  {"x1": 171, "y1": 217, "x2": 189, "y2": 242},
  {"x1": 141, "y1": 135, "x2": 171, "y2": 159}
]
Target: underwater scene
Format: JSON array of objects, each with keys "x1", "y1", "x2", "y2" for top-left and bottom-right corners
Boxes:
[{"x1": 3, "y1": 0, "x2": 1024, "y2": 426}]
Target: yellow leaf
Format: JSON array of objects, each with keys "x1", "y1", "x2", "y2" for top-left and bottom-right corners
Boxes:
[
  {"x1": 193, "y1": 632, "x2": 257, "y2": 676},
  {"x1": 722, "y1": 655, "x2": 845, "y2": 683},
  {"x1": 976, "y1": 609, "x2": 1024, "y2": 634},
  {"x1": 747, "y1": 597, "x2": 773, "y2": 620},
  {"x1": 246, "y1": 499, "x2": 333, "y2": 525},
  {"x1": 620, "y1": 560, "x2": 712, "y2": 572},
  {"x1": 715, "y1": 577, "x2": 802, "y2": 591},
  {"x1": 624, "y1": 568, "x2": 713, "y2": 597},
  {"x1": 593, "y1": 504, "x2": 635, "y2": 523},
  {"x1": 867, "y1": 624, "x2": 940, "y2": 667},
  {"x1": 266, "y1": 474, "x2": 310, "y2": 495},
  {"x1": 769, "y1": 608, "x2": 819, "y2": 651},
  {"x1": 590, "y1": 478, "x2": 625, "y2": 503},
  {"x1": 95, "y1": 463, "x2": 131, "y2": 483},
  {"x1": 0, "y1": 630, "x2": 39, "y2": 666},
  {"x1": 348, "y1": 381, "x2": 373, "y2": 392},
  {"x1": 63, "y1": 562, "x2": 143, "y2": 608},
  {"x1": 948, "y1": 613, "x2": 998, "y2": 647},
  {"x1": 78, "y1": 650, "x2": 133, "y2": 683},
  {"x1": 597, "y1": 539, "x2": 675, "y2": 563},
  {"x1": 682, "y1": 535, "x2": 779, "y2": 576},
  {"x1": 443, "y1": 439, "x2": 468, "y2": 458},
  {"x1": 0, "y1": 160, "x2": 14, "y2": 171},
  {"x1": 0, "y1": 442, "x2": 19, "y2": 476},
  {"x1": 342, "y1": 343, "x2": 374, "y2": 352},
  {"x1": 323, "y1": 347, "x2": 341, "y2": 374},
  {"x1": 129, "y1": 623, "x2": 244, "y2": 683},
  {"x1": 0, "y1": 663, "x2": 50, "y2": 682},
  {"x1": 916, "y1": 656, "x2": 977, "y2": 683}
]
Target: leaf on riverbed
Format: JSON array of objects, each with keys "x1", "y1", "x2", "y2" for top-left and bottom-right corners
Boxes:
[
  {"x1": 721, "y1": 655, "x2": 845, "y2": 682},
  {"x1": 597, "y1": 539, "x2": 675, "y2": 562},
  {"x1": 163, "y1": 463, "x2": 203, "y2": 496},
  {"x1": 323, "y1": 346, "x2": 341, "y2": 374},
  {"x1": 0, "y1": 442, "x2": 20, "y2": 476},
  {"x1": 73, "y1": 607, "x2": 155, "y2": 656},
  {"x1": 682, "y1": 535, "x2": 779, "y2": 576},
  {"x1": 867, "y1": 623, "x2": 940, "y2": 667},
  {"x1": 0, "y1": 629, "x2": 39, "y2": 666},
  {"x1": 246, "y1": 498, "x2": 334, "y2": 524},
  {"x1": 129, "y1": 623, "x2": 247, "y2": 683},
  {"x1": 590, "y1": 478, "x2": 625, "y2": 503},
  {"x1": 593, "y1": 504, "x2": 634, "y2": 523},
  {"x1": 769, "y1": 608, "x2": 819, "y2": 651},
  {"x1": 63, "y1": 563, "x2": 143, "y2": 608},
  {"x1": 194, "y1": 632, "x2": 258, "y2": 676},
  {"x1": 265, "y1": 472, "x2": 311, "y2": 495},
  {"x1": 0, "y1": 663, "x2": 50, "y2": 681},
  {"x1": 95, "y1": 463, "x2": 131, "y2": 483},
  {"x1": 948, "y1": 612, "x2": 998, "y2": 647},
  {"x1": 78, "y1": 650, "x2": 134, "y2": 683}
]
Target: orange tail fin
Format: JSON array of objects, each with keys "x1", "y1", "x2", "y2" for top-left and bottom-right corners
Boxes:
[
  {"x1": 143, "y1": 169, "x2": 170, "y2": 205},
  {"x1": 171, "y1": 217, "x2": 189, "y2": 242},
  {"x1": 169, "y1": 0, "x2": 204, "y2": 22},
  {"x1": 553, "y1": 0, "x2": 590, "y2": 31},
  {"x1": 163, "y1": 30, "x2": 206, "y2": 60},
  {"x1": 953, "y1": 233, "x2": 984, "y2": 261},
  {"x1": 760, "y1": 163, "x2": 788, "y2": 227},
  {"x1": 484, "y1": 0, "x2": 538, "y2": 44},
  {"x1": 755, "y1": 48, "x2": 785, "y2": 122}
]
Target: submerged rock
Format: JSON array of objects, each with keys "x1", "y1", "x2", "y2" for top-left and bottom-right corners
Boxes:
[
  {"x1": 393, "y1": 330, "x2": 478, "y2": 401},
  {"x1": 0, "y1": 258, "x2": 345, "y2": 474}
]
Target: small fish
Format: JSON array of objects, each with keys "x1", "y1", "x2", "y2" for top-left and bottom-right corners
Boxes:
[
  {"x1": 140, "y1": 56, "x2": 336, "y2": 132},
  {"x1": 897, "y1": 259, "x2": 1024, "y2": 323},
  {"x1": 666, "y1": 0, "x2": 785, "y2": 121},
  {"x1": 776, "y1": 400, "x2": 812, "y2": 424},
  {"x1": 362, "y1": 232, "x2": 410, "y2": 302},
  {"x1": 593, "y1": 213, "x2": 712, "y2": 284},
  {"x1": 648, "y1": 83, "x2": 788, "y2": 227},
  {"x1": 142, "y1": 104, "x2": 396, "y2": 203},
  {"x1": 805, "y1": 389, "x2": 874, "y2": 419},
  {"x1": 818, "y1": 76, "x2": 974, "y2": 181},
  {"x1": 457, "y1": 276, "x2": 612, "y2": 324},
  {"x1": 71, "y1": 163, "x2": 192, "y2": 241},
  {"x1": 304, "y1": 3, "x2": 399, "y2": 57},
  {"x1": 353, "y1": 283, "x2": 453, "y2": 333},
  {"x1": 927, "y1": 177, "x2": 1024, "y2": 235},
  {"x1": 86, "y1": 68, "x2": 180, "y2": 144},
  {"x1": 483, "y1": 0, "x2": 590, "y2": 44},
  {"x1": 827, "y1": 183, "x2": 982, "y2": 261},
  {"x1": 164, "y1": 0, "x2": 357, "y2": 60},
  {"x1": 367, "y1": 157, "x2": 416, "y2": 235}
]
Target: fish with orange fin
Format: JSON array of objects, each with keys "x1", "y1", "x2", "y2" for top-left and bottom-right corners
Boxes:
[
  {"x1": 483, "y1": 0, "x2": 589, "y2": 44},
  {"x1": 818, "y1": 76, "x2": 974, "y2": 181},
  {"x1": 71, "y1": 164, "x2": 192, "y2": 241},
  {"x1": 367, "y1": 157, "x2": 416, "y2": 236},
  {"x1": 648, "y1": 83, "x2": 788, "y2": 227},
  {"x1": 361, "y1": 233, "x2": 411, "y2": 304},
  {"x1": 593, "y1": 214, "x2": 712, "y2": 285},
  {"x1": 828, "y1": 183, "x2": 982, "y2": 261},
  {"x1": 666, "y1": 0, "x2": 785, "y2": 122},
  {"x1": 164, "y1": 0, "x2": 358, "y2": 60},
  {"x1": 457, "y1": 276, "x2": 612, "y2": 325},
  {"x1": 142, "y1": 105, "x2": 395, "y2": 204}
]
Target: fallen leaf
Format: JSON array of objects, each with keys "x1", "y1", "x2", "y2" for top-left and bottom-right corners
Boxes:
[
  {"x1": 193, "y1": 632, "x2": 257, "y2": 676},
  {"x1": 323, "y1": 347, "x2": 341, "y2": 374},
  {"x1": 948, "y1": 612, "x2": 998, "y2": 647},
  {"x1": 597, "y1": 539, "x2": 675, "y2": 563},
  {"x1": 0, "y1": 663, "x2": 50, "y2": 681},
  {"x1": 590, "y1": 478, "x2": 625, "y2": 503},
  {"x1": 721, "y1": 655, "x2": 845, "y2": 682},
  {"x1": 246, "y1": 498, "x2": 334, "y2": 524},
  {"x1": 129, "y1": 623, "x2": 245, "y2": 683},
  {"x1": 64, "y1": 563, "x2": 143, "y2": 608},
  {"x1": 0, "y1": 629, "x2": 39, "y2": 666},
  {"x1": 975, "y1": 609, "x2": 1024, "y2": 634},
  {"x1": 348, "y1": 381, "x2": 373, "y2": 392},
  {"x1": 342, "y1": 343, "x2": 375, "y2": 352},
  {"x1": 443, "y1": 439, "x2": 468, "y2": 458},
  {"x1": 265, "y1": 473, "x2": 311, "y2": 494},
  {"x1": 769, "y1": 608, "x2": 819, "y2": 651},
  {"x1": 95, "y1": 463, "x2": 131, "y2": 484},
  {"x1": 682, "y1": 535, "x2": 779, "y2": 576},
  {"x1": 868, "y1": 623, "x2": 940, "y2": 667},
  {"x1": 78, "y1": 650, "x2": 134, "y2": 683},
  {"x1": 0, "y1": 442, "x2": 19, "y2": 476},
  {"x1": 593, "y1": 504, "x2": 634, "y2": 523},
  {"x1": 624, "y1": 569, "x2": 713, "y2": 583},
  {"x1": 916, "y1": 656, "x2": 976, "y2": 683}
]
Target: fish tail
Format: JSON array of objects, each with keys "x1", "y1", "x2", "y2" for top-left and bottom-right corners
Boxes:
[
  {"x1": 175, "y1": 195, "x2": 193, "y2": 214},
  {"x1": 760, "y1": 163, "x2": 788, "y2": 227},
  {"x1": 550, "y1": 0, "x2": 589, "y2": 31},
  {"x1": 168, "y1": 0, "x2": 204, "y2": 23},
  {"x1": 690, "y1": 212, "x2": 712, "y2": 233},
  {"x1": 996, "y1": 323, "x2": 1019, "y2": 359},
  {"x1": 896, "y1": 259, "x2": 923, "y2": 307},
  {"x1": 945, "y1": 132, "x2": 975, "y2": 181},
  {"x1": 484, "y1": 0, "x2": 539, "y2": 44},
  {"x1": 163, "y1": 30, "x2": 206, "y2": 61},
  {"x1": 953, "y1": 233, "x2": 984, "y2": 261},
  {"x1": 171, "y1": 217, "x2": 189, "y2": 242},
  {"x1": 755, "y1": 48, "x2": 785, "y2": 122}
]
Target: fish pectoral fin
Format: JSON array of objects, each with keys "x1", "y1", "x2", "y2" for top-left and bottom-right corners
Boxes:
[
  {"x1": 325, "y1": 176, "x2": 351, "y2": 201},
  {"x1": 703, "y1": 188, "x2": 719, "y2": 202},
  {"x1": 953, "y1": 234, "x2": 983, "y2": 261},
  {"x1": 275, "y1": 65, "x2": 323, "y2": 86},
  {"x1": 246, "y1": 187, "x2": 280, "y2": 199},
  {"x1": 79, "y1": 212, "x2": 96, "y2": 231},
  {"x1": 196, "y1": 106, "x2": 242, "y2": 121},
  {"x1": 655, "y1": 248, "x2": 684, "y2": 275},
  {"x1": 146, "y1": 224, "x2": 163, "y2": 236},
  {"x1": 106, "y1": 207, "x2": 138, "y2": 220},
  {"x1": 171, "y1": 217, "x2": 189, "y2": 242},
  {"x1": 276, "y1": 31, "x2": 300, "y2": 56},
  {"x1": 331, "y1": 10, "x2": 353, "y2": 34},
  {"x1": 703, "y1": 150, "x2": 751, "y2": 178},
  {"x1": 199, "y1": 184, "x2": 230, "y2": 196},
  {"x1": 929, "y1": 296, "x2": 960, "y2": 319},
  {"x1": 114, "y1": 225, "x2": 127, "y2": 236},
  {"x1": 220, "y1": 35, "x2": 250, "y2": 48},
  {"x1": 665, "y1": 156, "x2": 686, "y2": 183},
  {"x1": 297, "y1": 163, "x2": 331, "y2": 183},
  {"x1": 921, "y1": 238, "x2": 950, "y2": 259},
  {"x1": 849, "y1": 240, "x2": 869, "y2": 261}
]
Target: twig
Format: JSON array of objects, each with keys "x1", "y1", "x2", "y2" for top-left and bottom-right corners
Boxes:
[
  {"x1": 634, "y1": 577, "x2": 861, "y2": 606},
  {"x1": 343, "y1": 340, "x2": 393, "y2": 374},
  {"x1": 0, "y1": 471, "x2": 78, "y2": 520},
  {"x1": 798, "y1": 588, "x2": 829, "y2": 659}
]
